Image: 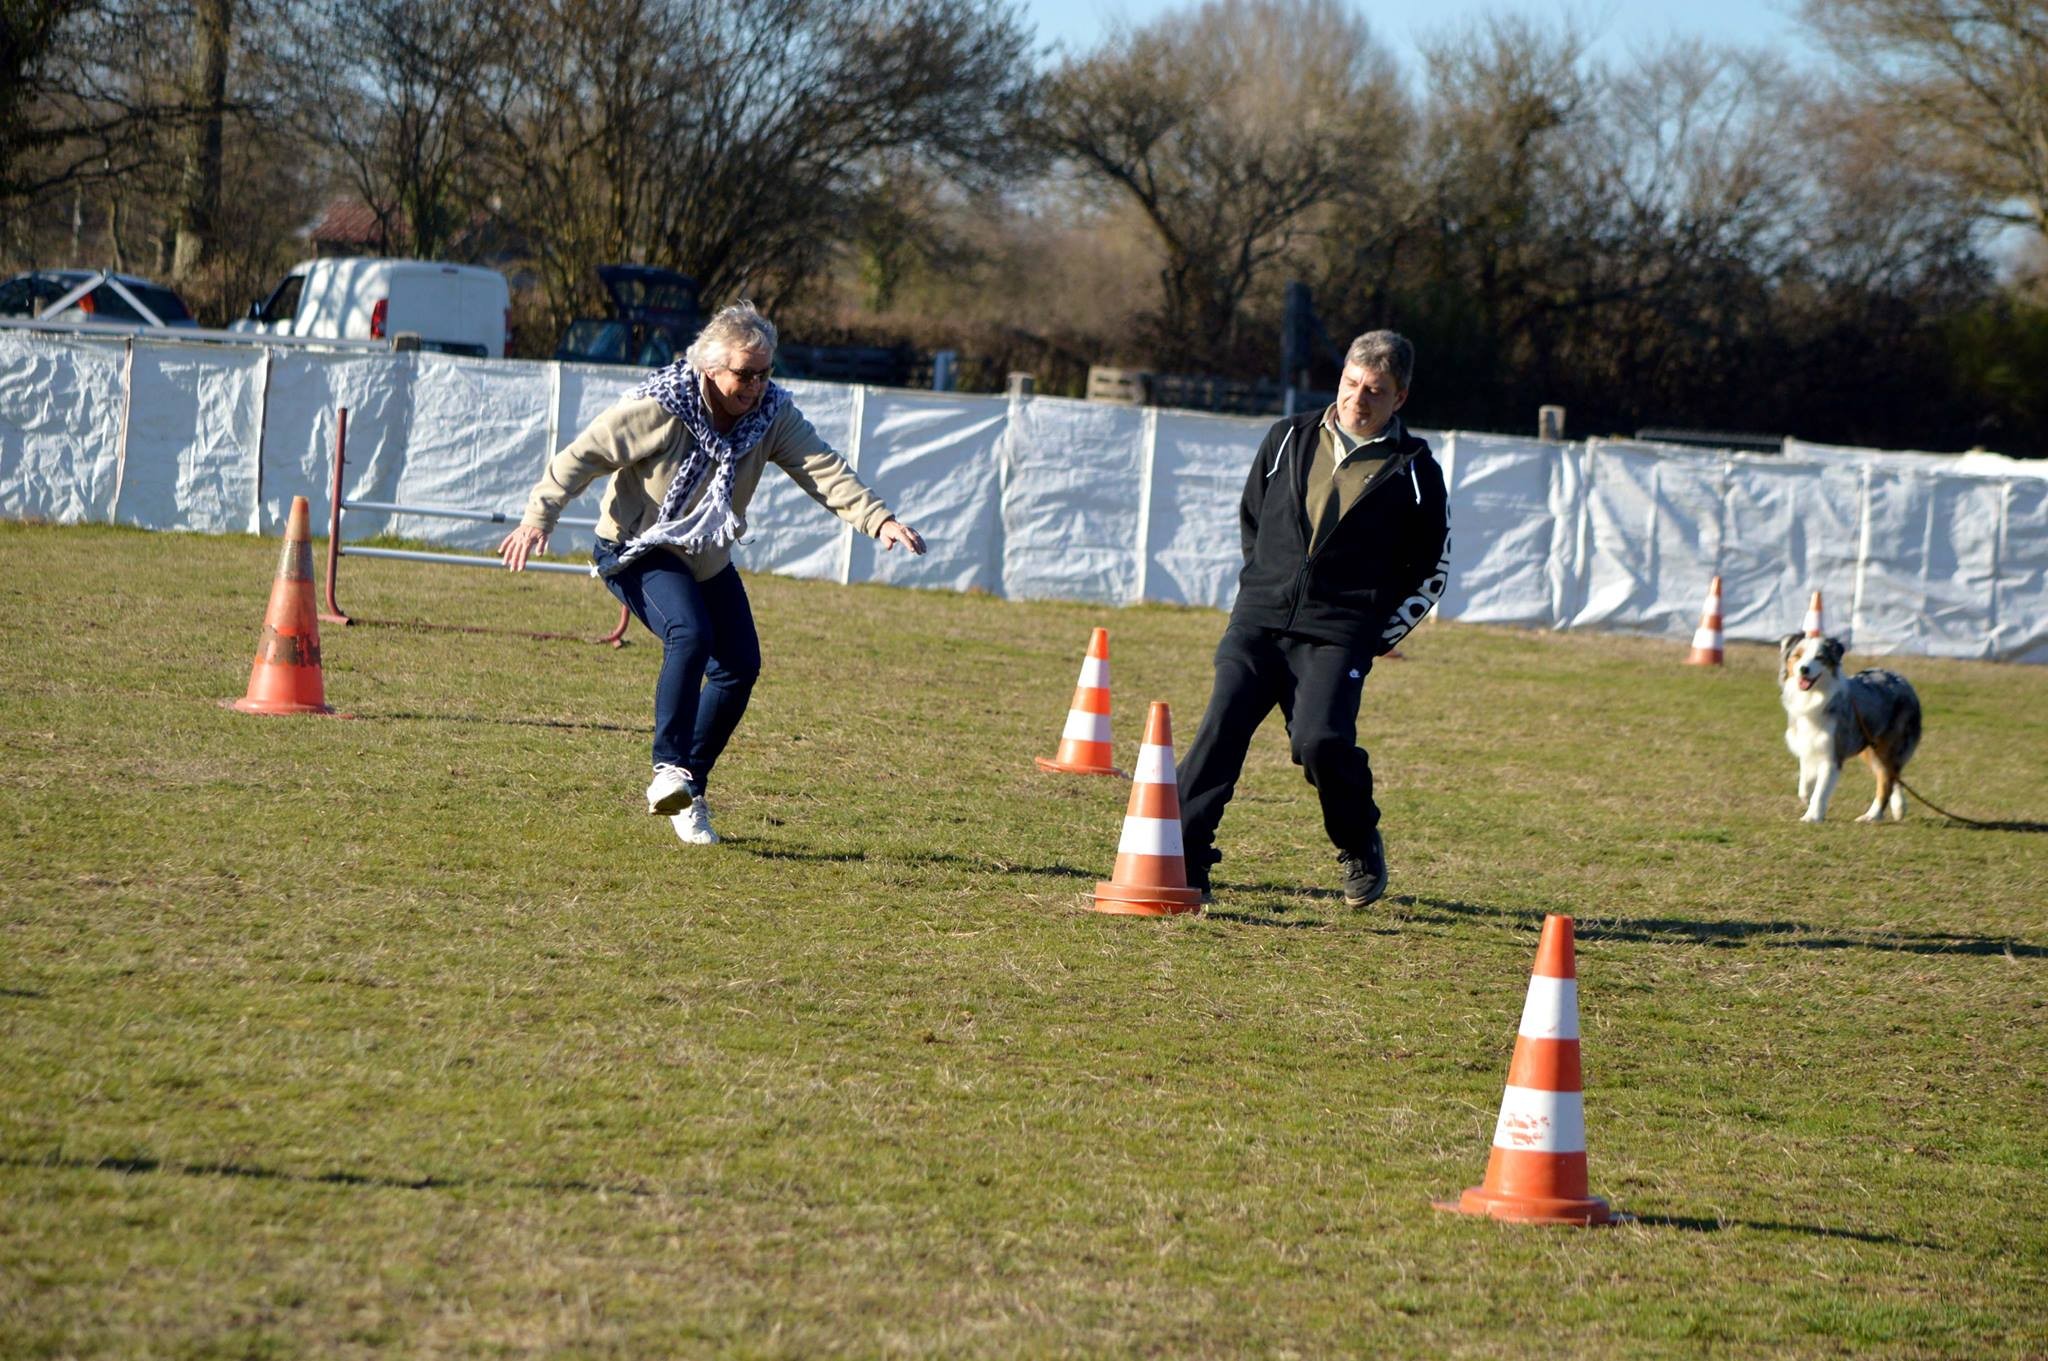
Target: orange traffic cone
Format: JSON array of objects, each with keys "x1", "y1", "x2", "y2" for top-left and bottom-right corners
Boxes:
[
  {"x1": 1684, "y1": 575, "x2": 1724, "y2": 666},
  {"x1": 1803, "y1": 589, "x2": 1825, "y2": 638},
  {"x1": 1036, "y1": 627, "x2": 1125, "y2": 777},
  {"x1": 1092, "y1": 701, "x2": 1204, "y2": 917},
  {"x1": 1435, "y1": 915, "x2": 1614, "y2": 1226},
  {"x1": 231, "y1": 496, "x2": 334, "y2": 715}
]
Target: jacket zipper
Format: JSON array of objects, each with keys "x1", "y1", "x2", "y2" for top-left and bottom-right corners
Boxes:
[
  {"x1": 1305, "y1": 445, "x2": 1417, "y2": 565},
  {"x1": 1283, "y1": 556, "x2": 1310, "y2": 632},
  {"x1": 1284, "y1": 441, "x2": 1418, "y2": 633}
]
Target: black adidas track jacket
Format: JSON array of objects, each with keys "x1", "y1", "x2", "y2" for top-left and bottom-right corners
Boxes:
[{"x1": 1229, "y1": 412, "x2": 1451, "y2": 654}]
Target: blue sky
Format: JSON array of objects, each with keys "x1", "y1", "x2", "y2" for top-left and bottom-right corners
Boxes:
[{"x1": 1017, "y1": 0, "x2": 1823, "y2": 69}]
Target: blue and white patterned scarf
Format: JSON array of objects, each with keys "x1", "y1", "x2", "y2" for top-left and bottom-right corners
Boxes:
[{"x1": 597, "y1": 361, "x2": 789, "y2": 578}]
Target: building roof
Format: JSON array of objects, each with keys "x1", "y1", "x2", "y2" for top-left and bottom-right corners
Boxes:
[{"x1": 309, "y1": 197, "x2": 398, "y2": 250}]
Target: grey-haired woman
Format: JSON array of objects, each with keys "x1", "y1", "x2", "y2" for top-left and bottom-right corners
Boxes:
[{"x1": 497, "y1": 301, "x2": 925, "y2": 845}]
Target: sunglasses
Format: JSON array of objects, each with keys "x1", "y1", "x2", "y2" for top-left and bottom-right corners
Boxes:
[{"x1": 720, "y1": 364, "x2": 772, "y2": 385}]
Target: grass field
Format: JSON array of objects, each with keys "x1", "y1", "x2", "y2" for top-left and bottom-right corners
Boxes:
[{"x1": 3, "y1": 520, "x2": 2045, "y2": 1359}]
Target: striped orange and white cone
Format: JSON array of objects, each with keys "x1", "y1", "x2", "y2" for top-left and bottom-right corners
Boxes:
[
  {"x1": 1036, "y1": 627, "x2": 1126, "y2": 777},
  {"x1": 1803, "y1": 589, "x2": 1825, "y2": 638},
  {"x1": 1684, "y1": 575, "x2": 1724, "y2": 666},
  {"x1": 230, "y1": 496, "x2": 336, "y2": 716},
  {"x1": 1091, "y1": 701, "x2": 1204, "y2": 916},
  {"x1": 1435, "y1": 915, "x2": 1613, "y2": 1226}
]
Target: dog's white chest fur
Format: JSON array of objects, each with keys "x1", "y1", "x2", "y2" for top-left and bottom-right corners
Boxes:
[{"x1": 1782, "y1": 685, "x2": 1834, "y2": 761}]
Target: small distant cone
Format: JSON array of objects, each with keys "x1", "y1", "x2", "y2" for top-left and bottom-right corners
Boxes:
[
  {"x1": 1803, "y1": 589, "x2": 1824, "y2": 638},
  {"x1": 1684, "y1": 576, "x2": 1724, "y2": 666},
  {"x1": 1092, "y1": 701, "x2": 1204, "y2": 916},
  {"x1": 232, "y1": 496, "x2": 334, "y2": 715},
  {"x1": 1435, "y1": 915, "x2": 1614, "y2": 1226},
  {"x1": 1036, "y1": 627, "x2": 1125, "y2": 777}
]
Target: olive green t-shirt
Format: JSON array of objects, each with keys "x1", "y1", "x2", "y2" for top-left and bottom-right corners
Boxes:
[{"x1": 1304, "y1": 413, "x2": 1395, "y2": 553}]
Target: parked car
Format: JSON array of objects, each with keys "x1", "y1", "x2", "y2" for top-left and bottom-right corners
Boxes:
[
  {"x1": 231, "y1": 257, "x2": 511, "y2": 357},
  {"x1": 0, "y1": 269, "x2": 198, "y2": 327},
  {"x1": 554, "y1": 264, "x2": 702, "y2": 367},
  {"x1": 774, "y1": 342, "x2": 914, "y2": 386}
]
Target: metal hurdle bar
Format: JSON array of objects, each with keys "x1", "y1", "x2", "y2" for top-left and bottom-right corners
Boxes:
[{"x1": 320, "y1": 407, "x2": 633, "y2": 646}]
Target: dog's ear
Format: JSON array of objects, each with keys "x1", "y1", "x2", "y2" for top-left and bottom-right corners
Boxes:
[
  {"x1": 1778, "y1": 633, "x2": 1803, "y2": 663},
  {"x1": 1820, "y1": 636, "x2": 1845, "y2": 669}
]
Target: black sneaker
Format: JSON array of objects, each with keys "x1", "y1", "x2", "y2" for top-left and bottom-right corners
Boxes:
[
  {"x1": 1338, "y1": 831, "x2": 1387, "y2": 907},
  {"x1": 1187, "y1": 846, "x2": 1217, "y2": 905}
]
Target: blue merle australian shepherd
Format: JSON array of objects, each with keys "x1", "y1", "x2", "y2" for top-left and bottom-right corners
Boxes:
[{"x1": 1778, "y1": 634, "x2": 1923, "y2": 823}]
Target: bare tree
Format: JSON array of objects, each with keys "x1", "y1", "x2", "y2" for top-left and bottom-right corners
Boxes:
[
  {"x1": 484, "y1": 0, "x2": 1036, "y2": 333},
  {"x1": 268, "y1": 0, "x2": 510, "y2": 260},
  {"x1": 652, "y1": 0, "x2": 1038, "y2": 307},
  {"x1": 1037, "y1": 0, "x2": 1409, "y2": 370},
  {"x1": 1793, "y1": 91, "x2": 1989, "y2": 300},
  {"x1": 480, "y1": 0, "x2": 712, "y2": 326},
  {"x1": 171, "y1": 0, "x2": 231, "y2": 283},
  {"x1": 3, "y1": 0, "x2": 319, "y2": 319},
  {"x1": 844, "y1": 158, "x2": 976, "y2": 315},
  {"x1": 1368, "y1": 14, "x2": 1597, "y2": 409},
  {"x1": 1, "y1": 2, "x2": 87, "y2": 201},
  {"x1": 1801, "y1": 0, "x2": 2048, "y2": 238},
  {"x1": 1566, "y1": 45, "x2": 1811, "y2": 411},
  {"x1": 1, "y1": 0, "x2": 189, "y2": 218}
]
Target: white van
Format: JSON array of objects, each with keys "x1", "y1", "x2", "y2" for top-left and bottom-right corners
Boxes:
[{"x1": 234, "y1": 257, "x2": 510, "y2": 357}]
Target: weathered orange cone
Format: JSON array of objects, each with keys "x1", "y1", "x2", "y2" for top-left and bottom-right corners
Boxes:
[
  {"x1": 1435, "y1": 915, "x2": 1613, "y2": 1226},
  {"x1": 232, "y1": 496, "x2": 334, "y2": 715},
  {"x1": 1803, "y1": 589, "x2": 1825, "y2": 638},
  {"x1": 1092, "y1": 701, "x2": 1204, "y2": 916},
  {"x1": 1036, "y1": 627, "x2": 1125, "y2": 777},
  {"x1": 1684, "y1": 576, "x2": 1724, "y2": 666}
]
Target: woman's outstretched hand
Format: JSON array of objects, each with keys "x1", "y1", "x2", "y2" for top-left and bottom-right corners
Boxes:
[
  {"x1": 879, "y1": 518, "x2": 925, "y2": 556},
  {"x1": 497, "y1": 524, "x2": 549, "y2": 570}
]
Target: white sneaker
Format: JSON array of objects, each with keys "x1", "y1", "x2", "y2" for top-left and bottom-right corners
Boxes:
[
  {"x1": 646, "y1": 764, "x2": 693, "y2": 816},
  {"x1": 671, "y1": 798, "x2": 719, "y2": 845}
]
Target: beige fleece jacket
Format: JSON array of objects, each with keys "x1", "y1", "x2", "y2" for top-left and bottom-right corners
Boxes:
[{"x1": 519, "y1": 395, "x2": 895, "y2": 581}]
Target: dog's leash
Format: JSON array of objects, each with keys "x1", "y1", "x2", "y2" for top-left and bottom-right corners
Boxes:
[{"x1": 1848, "y1": 705, "x2": 2005, "y2": 828}]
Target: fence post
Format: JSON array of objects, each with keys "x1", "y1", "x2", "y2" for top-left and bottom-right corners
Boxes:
[
  {"x1": 321, "y1": 407, "x2": 351, "y2": 625},
  {"x1": 839, "y1": 385, "x2": 865, "y2": 586},
  {"x1": 545, "y1": 360, "x2": 562, "y2": 462},
  {"x1": 110, "y1": 338, "x2": 136, "y2": 526},
  {"x1": 1851, "y1": 463, "x2": 1874, "y2": 647},
  {"x1": 249, "y1": 348, "x2": 273, "y2": 534},
  {"x1": 1133, "y1": 406, "x2": 1159, "y2": 604}
]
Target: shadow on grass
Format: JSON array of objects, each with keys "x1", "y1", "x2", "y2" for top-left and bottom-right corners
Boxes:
[
  {"x1": 362, "y1": 711, "x2": 647, "y2": 734},
  {"x1": 731, "y1": 841, "x2": 1095, "y2": 880},
  {"x1": 2, "y1": 1152, "x2": 651, "y2": 1198},
  {"x1": 342, "y1": 616, "x2": 636, "y2": 648},
  {"x1": 1630, "y1": 1213, "x2": 1937, "y2": 1248},
  {"x1": 1941, "y1": 818, "x2": 2048, "y2": 834},
  {"x1": 1408, "y1": 898, "x2": 2046, "y2": 959},
  {"x1": 0, "y1": 987, "x2": 47, "y2": 999},
  {"x1": 366, "y1": 710, "x2": 647, "y2": 734},
  {"x1": 1200, "y1": 907, "x2": 1329, "y2": 929},
  {"x1": 1202, "y1": 888, "x2": 1426, "y2": 931}
]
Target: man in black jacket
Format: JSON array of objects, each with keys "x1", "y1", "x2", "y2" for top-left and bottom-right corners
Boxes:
[{"x1": 1178, "y1": 330, "x2": 1450, "y2": 907}]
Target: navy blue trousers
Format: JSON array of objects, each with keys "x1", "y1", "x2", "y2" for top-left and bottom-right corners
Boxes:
[
  {"x1": 1177, "y1": 624, "x2": 1378, "y2": 876},
  {"x1": 594, "y1": 542, "x2": 760, "y2": 796}
]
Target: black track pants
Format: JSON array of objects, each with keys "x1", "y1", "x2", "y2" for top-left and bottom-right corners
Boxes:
[{"x1": 1177, "y1": 624, "x2": 1378, "y2": 872}]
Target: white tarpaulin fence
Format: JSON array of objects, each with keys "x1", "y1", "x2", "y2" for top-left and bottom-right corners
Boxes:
[{"x1": 4, "y1": 324, "x2": 2044, "y2": 663}]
